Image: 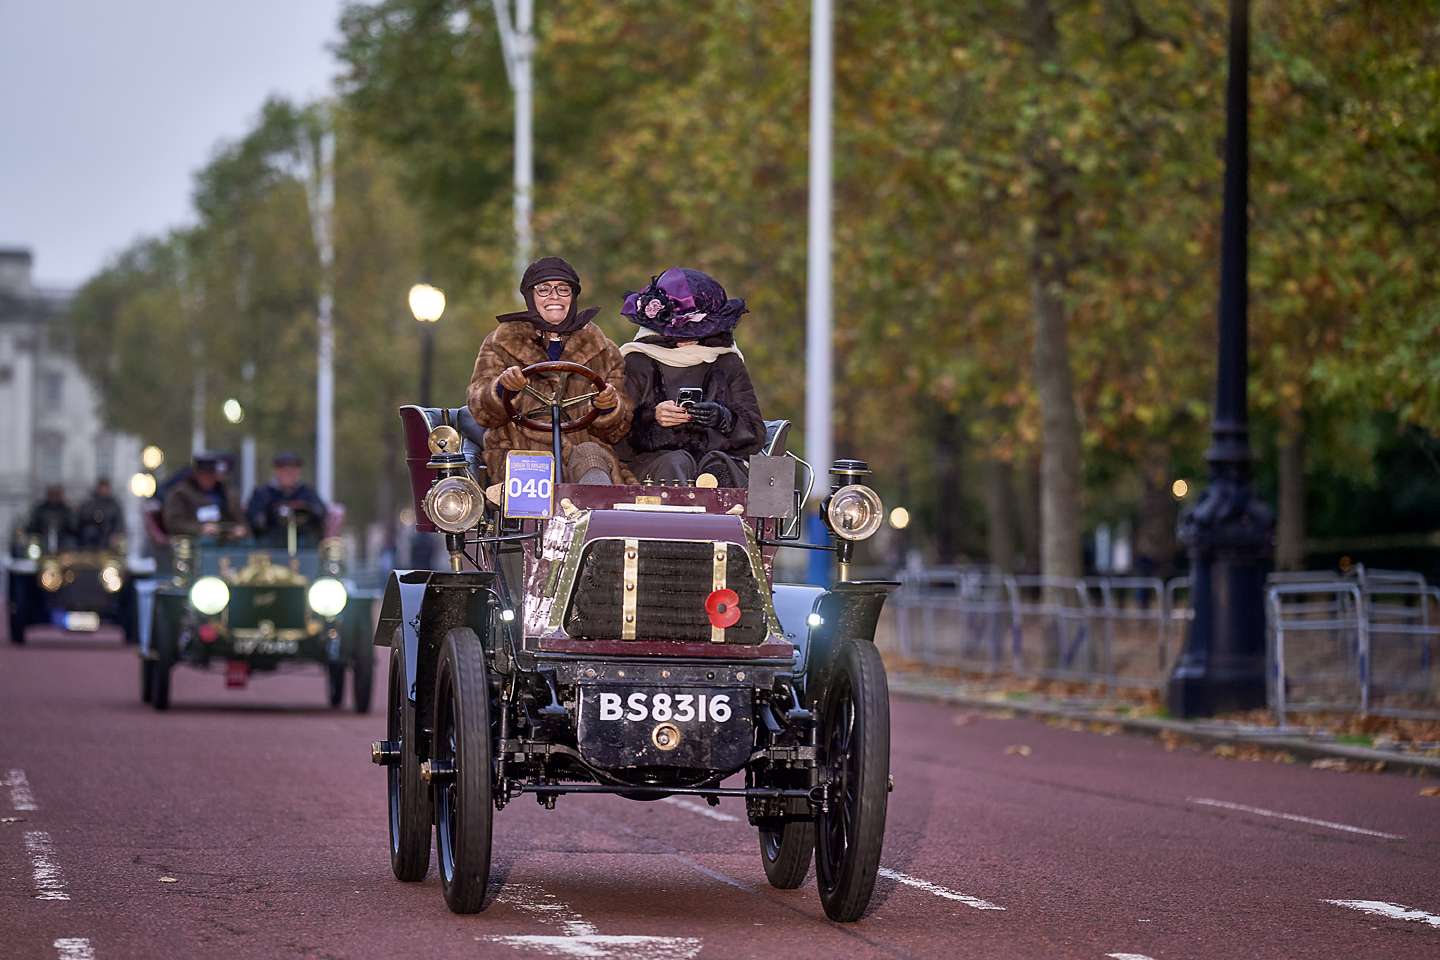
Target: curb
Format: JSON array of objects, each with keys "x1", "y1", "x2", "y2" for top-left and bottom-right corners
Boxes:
[{"x1": 888, "y1": 673, "x2": 1440, "y2": 778}]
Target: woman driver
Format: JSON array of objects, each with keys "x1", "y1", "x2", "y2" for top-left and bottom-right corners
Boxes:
[
  {"x1": 619, "y1": 267, "x2": 765, "y2": 486},
  {"x1": 467, "y1": 257, "x2": 634, "y2": 484}
]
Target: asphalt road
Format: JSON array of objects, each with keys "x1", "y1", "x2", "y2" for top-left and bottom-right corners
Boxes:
[{"x1": 2, "y1": 626, "x2": 1437, "y2": 960}]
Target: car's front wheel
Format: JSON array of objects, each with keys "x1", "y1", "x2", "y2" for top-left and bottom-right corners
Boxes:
[
  {"x1": 352, "y1": 646, "x2": 375, "y2": 714},
  {"x1": 151, "y1": 619, "x2": 177, "y2": 712},
  {"x1": 759, "y1": 818, "x2": 815, "y2": 889},
  {"x1": 432, "y1": 627, "x2": 494, "y2": 914},
  {"x1": 814, "y1": 639, "x2": 890, "y2": 922},
  {"x1": 140, "y1": 658, "x2": 154, "y2": 704},
  {"x1": 387, "y1": 631, "x2": 431, "y2": 882},
  {"x1": 326, "y1": 662, "x2": 346, "y2": 708}
]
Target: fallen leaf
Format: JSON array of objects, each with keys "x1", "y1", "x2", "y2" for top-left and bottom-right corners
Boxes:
[
  {"x1": 0, "y1": 817, "x2": 22, "y2": 824},
  {"x1": 1420, "y1": 786, "x2": 1440, "y2": 798},
  {"x1": 159, "y1": 876, "x2": 179, "y2": 884},
  {"x1": 1004, "y1": 744, "x2": 1032, "y2": 757},
  {"x1": 1310, "y1": 758, "x2": 1351, "y2": 771},
  {"x1": 1212, "y1": 744, "x2": 1238, "y2": 758}
]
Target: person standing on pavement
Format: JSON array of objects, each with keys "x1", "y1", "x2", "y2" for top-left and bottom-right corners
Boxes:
[
  {"x1": 619, "y1": 267, "x2": 765, "y2": 486},
  {"x1": 467, "y1": 256, "x2": 634, "y2": 484},
  {"x1": 245, "y1": 452, "x2": 328, "y2": 547},
  {"x1": 76, "y1": 478, "x2": 124, "y2": 548}
]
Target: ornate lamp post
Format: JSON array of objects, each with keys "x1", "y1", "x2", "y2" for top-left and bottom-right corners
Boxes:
[
  {"x1": 409, "y1": 283, "x2": 446, "y2": 407},
  {"x1": 1168, "y1": 0, "x2": 1275, "y2": 718}
]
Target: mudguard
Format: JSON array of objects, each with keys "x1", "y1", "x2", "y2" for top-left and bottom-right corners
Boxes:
[
  {"x1": 774, "y1": 580, "x2": 898, "y2": 697},
  {"x1": 374, "y1": 570, "x2": 496, "y2": 722}
]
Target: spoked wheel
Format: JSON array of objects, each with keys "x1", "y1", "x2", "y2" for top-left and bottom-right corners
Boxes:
[
  {"x1": 759, "y1": 818, "x2": 815, "y2": 889},
  {"x1": 387, "y1": 632, "x2": 432, "y2": 881},
  {"x1": 814, "y1": 639, "x2": 890, "y2": 922},
  {"x1": 432, "y1": 627, "x2": 494, "y2": 914},
  {"x1": 326, "y1": 662, "x2": 346, "y2": 708}
]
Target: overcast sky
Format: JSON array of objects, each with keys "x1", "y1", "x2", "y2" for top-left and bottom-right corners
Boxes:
[{"x1": 1, "y1": 0, "x2": 345, "y2": 289}]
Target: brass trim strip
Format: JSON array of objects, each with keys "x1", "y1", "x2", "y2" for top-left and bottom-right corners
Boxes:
[
  {"x1": 711, "y1": 542, "x2": 728, "y2": 643},
  {"x1": 622, "y1": 538, "x2": 639, "y2": 640}
]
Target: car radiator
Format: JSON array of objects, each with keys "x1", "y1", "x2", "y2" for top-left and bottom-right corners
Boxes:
[{"x1": 563, "y1": 539, "x2": 766, "y2": 644}]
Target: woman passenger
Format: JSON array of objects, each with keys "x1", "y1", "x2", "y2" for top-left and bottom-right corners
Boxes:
[{"x1": 619, "y1": 267, "x2": 765, "y2": 486}]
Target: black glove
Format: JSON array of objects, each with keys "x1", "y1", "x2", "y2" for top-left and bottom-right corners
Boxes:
[{"x1": 687, "y1": 400, "x2": 733, "y2": 433}]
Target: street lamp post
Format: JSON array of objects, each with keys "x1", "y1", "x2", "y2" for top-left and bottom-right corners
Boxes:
[
  {"x1": 1167, "y1": 0, "x2": 1274, "y2": 718},
  {"x1": 409, "y1": 283, "x2": 446, "y2": 407}
]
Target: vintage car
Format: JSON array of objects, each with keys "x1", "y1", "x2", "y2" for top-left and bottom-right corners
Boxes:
[
  {"x1": 7, "y1": 533, "x2": 139, "y2": 645},
  {"x1": 140, "y1": 529, "x2": 375, "y2": 713},
  {"x1": 369, "y1": 360, "x2": 896, "y2": 922}
]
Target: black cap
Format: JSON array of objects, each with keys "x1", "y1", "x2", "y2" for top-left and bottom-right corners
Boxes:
[
  {"x1": 193, "y1": 451, "x2": 221, "y2": 470},
  {"x1": 273, "y1": 451, "x2": 304, "y2": 467}
]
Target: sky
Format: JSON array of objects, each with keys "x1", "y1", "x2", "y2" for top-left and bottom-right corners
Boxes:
[{"x1": 0, "y1": 0, "x2": 346, "y2": 289}]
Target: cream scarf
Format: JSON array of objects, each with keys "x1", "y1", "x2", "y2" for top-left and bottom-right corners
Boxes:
[{"x1": 618, "y1": 332, "x2": 744, "y2": 367}]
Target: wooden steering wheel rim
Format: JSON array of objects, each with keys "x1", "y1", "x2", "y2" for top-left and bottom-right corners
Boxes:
[{"x1": 501, "y1": 360, "x2": 609, "y2": 433}]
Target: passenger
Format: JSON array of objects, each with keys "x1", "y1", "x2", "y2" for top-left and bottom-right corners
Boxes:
[
  {"x1": 26, "y1": 485, "x2": 75, "y2": 553},
  {"x1": 467, "y1": 256, "x2": 634, "y2": 484},
  {"x1": 245, "y1": 452, "x2": 327, "y2": 547},
  {"x1": 76, "y1": 478, "x2": 124, "y2": 549},
  {"x1": 162, "y1": 453, "x2": 247, "y2": 540},
  {"x1": 619, "y1": 267, "x2": 765, "y2": 486}
]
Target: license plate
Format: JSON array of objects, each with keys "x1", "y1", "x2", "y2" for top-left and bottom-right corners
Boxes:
[
  {"x1": 589, "y1": 689, "x2": 736, "y2": 724},
  {"x1": 64, "y1": 612, "x2": 101, "y2": 632},
  {"x1": 231, "y1": 637, "x2": 299, "y2": 656}
]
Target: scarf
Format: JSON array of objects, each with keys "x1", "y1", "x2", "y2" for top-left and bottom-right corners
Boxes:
[{"x1": 618, "y1": 330, "x2": 744, "y2": 367}]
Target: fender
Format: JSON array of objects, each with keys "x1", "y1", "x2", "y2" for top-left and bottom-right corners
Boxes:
[
  {"x1": 774, "y1": 580, "x2": 898, "y2": 697},
  {"x1": 374, "y1": 569, "x2": 496, "y2": 723}
]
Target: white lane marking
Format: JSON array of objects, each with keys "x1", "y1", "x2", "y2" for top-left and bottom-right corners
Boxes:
[
  {"x1": 1107, "y1": 954, "x2": 1157, "y2": 959},
  {"x1": 24, "y1": 831, "x2": 69, "y2": 900},
  {"x1": 877, "y1": 867, "x2": 1005, "y2": 911},
  {"x1": 1188, "y1": 798, "x2": 1403, "y2": 840},
  {"x1": 660, "y1": 796, "x2": 740, "y2": 823},
  {"x1": 485, "y1": 935, "x2": 703, "y2": 959},
  {"x1": 1324, "y1": 899, "x2": 1440, "y2": 928},
  {"x1": 487, "y1": 883, "x2": 701, "y2": 957},
  {"x1": 6, "y1": 769, "x2": 38, "y2": 811},
  {"x1": 54, "y1": 939, "x2": 95, "y2": 960}
]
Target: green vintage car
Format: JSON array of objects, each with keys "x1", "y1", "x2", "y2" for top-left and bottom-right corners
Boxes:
[
  {"x1": 7, "y1": 536, "x2": 139, "y2": 645},
  {"x1": 140, "y1": 535, "x2": 374, "y2": 712}
]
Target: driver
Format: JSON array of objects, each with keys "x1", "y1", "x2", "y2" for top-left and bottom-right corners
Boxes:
[
  {"x1": 619, "y1": 267, "x2": 766, "y2": 486},
  {"x1": 467, "y1": 256, "x2": 634, "y2": 484},
  {"x1": 26, "y1": 485, "x2": 76, "y2": 553},
  {"x1": 245, "y1": 452, "x2": 327, "y2": 547},
  {"x1": 162, "y1": 452, "x2": 247, "y2": 540}
]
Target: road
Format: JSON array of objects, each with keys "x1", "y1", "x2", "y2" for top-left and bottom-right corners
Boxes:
[{"x1": 2, "y1": 626, "x2": 1437, "y2": 960}]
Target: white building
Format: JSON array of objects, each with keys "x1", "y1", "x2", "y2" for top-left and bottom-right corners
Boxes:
[{"x1": 0, "y1": 248, "x2": 141, "y2": 546}]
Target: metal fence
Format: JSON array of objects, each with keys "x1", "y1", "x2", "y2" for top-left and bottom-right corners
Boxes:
[{"x1": 889, "y1": 564, "x2": 1440, "y2": 719}]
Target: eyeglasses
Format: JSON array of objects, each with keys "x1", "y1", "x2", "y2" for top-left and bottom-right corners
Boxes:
[{"x1": 533, "y1": 282, "x2": 572, "y2": 298}]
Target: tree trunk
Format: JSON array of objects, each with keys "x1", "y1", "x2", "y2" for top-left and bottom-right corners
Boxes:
[
  {"x1": 932, "y1": 410, "x2": 965, "y2": 564},
  {"x1": 1276, "y1": 426, "x2": 1306, "y2": 571},
  {"x1": 1016, "y1": 455, "x2": 1042, "y2": 574},
  {"x1": 1027, "y1": 0, "x2": 1084, "y2": 581},
  {"x1": 983, "y1": 458, "x2": 1016, "y2": 572},
  {"x1": 1134, "y1": 452, "x2": 1178, "y2": 580}
]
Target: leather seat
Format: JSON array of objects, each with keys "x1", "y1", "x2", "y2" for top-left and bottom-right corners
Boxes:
[
  {"x1": 399, "y1": 405, "x2": 489, "y2": 533},
  {"x1": 762, "y1": 419, "x2": 791, "y2": 457}
]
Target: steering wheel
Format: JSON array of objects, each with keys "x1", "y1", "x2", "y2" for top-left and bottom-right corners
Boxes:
[{"x1": 501, "y1": 361, "x2": 610, "y2": 433}]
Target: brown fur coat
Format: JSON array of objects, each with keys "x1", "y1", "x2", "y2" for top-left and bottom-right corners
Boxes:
[{"x1": 466, "y1": 320, "x2": 636, "y2": 483}]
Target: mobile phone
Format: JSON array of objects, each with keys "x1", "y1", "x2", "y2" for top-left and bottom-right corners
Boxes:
[{"x1": 676, "y1": 387, "x2": 704, "y2": 408}]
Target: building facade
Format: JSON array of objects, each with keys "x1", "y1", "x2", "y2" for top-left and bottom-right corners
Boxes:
[{"x1": 0, "y1": 248, "x2": 140, "y2": 547}]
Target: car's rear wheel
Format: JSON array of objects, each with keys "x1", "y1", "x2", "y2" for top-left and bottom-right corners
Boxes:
[
  {"x1": 326, "y1": 662, "x2": 346, "y2": 708},
  {"x1": 151, "y1": 619, "x2": 176, "y2": 712},
  {"x1": 814, "y1": 639, "x2": 890, "y2": 922},
  {"x1": 352, "y1": 646, "x2": 375, "y2": 714},
  {"x1": 759, "y1": 818, "x2": 815, "y2": 889},
  {"x1": 387, "y1": 631, "x2": 431, "y2": 882},
  {"x1": 433, "y1": 627, "x2": 494, "y2": 914}
]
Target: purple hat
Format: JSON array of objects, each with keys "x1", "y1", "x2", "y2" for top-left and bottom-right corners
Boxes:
[{"x1": 621, "y1": 267, "x2": 747, "y2": 339}]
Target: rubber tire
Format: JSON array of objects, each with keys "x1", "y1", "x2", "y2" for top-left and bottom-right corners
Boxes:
[
  {"x1": 140, "y1": 658, "x2": 154, "y2": 704},
  {"x1": 388, "y1": 632, "x2": 432, "y2": 882},
  {"x1": 814, "y1": 639, "x2": 890, "y2": 922},
  {"x1": 352, "y1": 646, "x2": 375, "y2": 715},
  {"x1": 151, "y1": 616, "x2": 176, "y2": 712},
  {"x1": 759, "y1": 819, "x2": 815, "y2": 889},
  {"x1": 7, "y1": 611, "x2": 24, "y2": 645},
  {"x1": 433, "y1": 627, "x2": 494, "y2": 914},
  {"x1": 326, "y1": 662, "x2": 346, "y2": 708}
]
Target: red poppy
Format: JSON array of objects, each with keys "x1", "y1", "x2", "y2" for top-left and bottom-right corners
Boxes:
[{"x1": 705, "y1": 588, "x2": 741, "y2": 629}]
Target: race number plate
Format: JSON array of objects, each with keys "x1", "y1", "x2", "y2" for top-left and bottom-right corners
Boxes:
[
  {"x1": 576, "y1": 685, "x2": 754, "y2": 771},
  {"x1": 504, "y1": 451, "x2": 555, "y2": 519}
]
